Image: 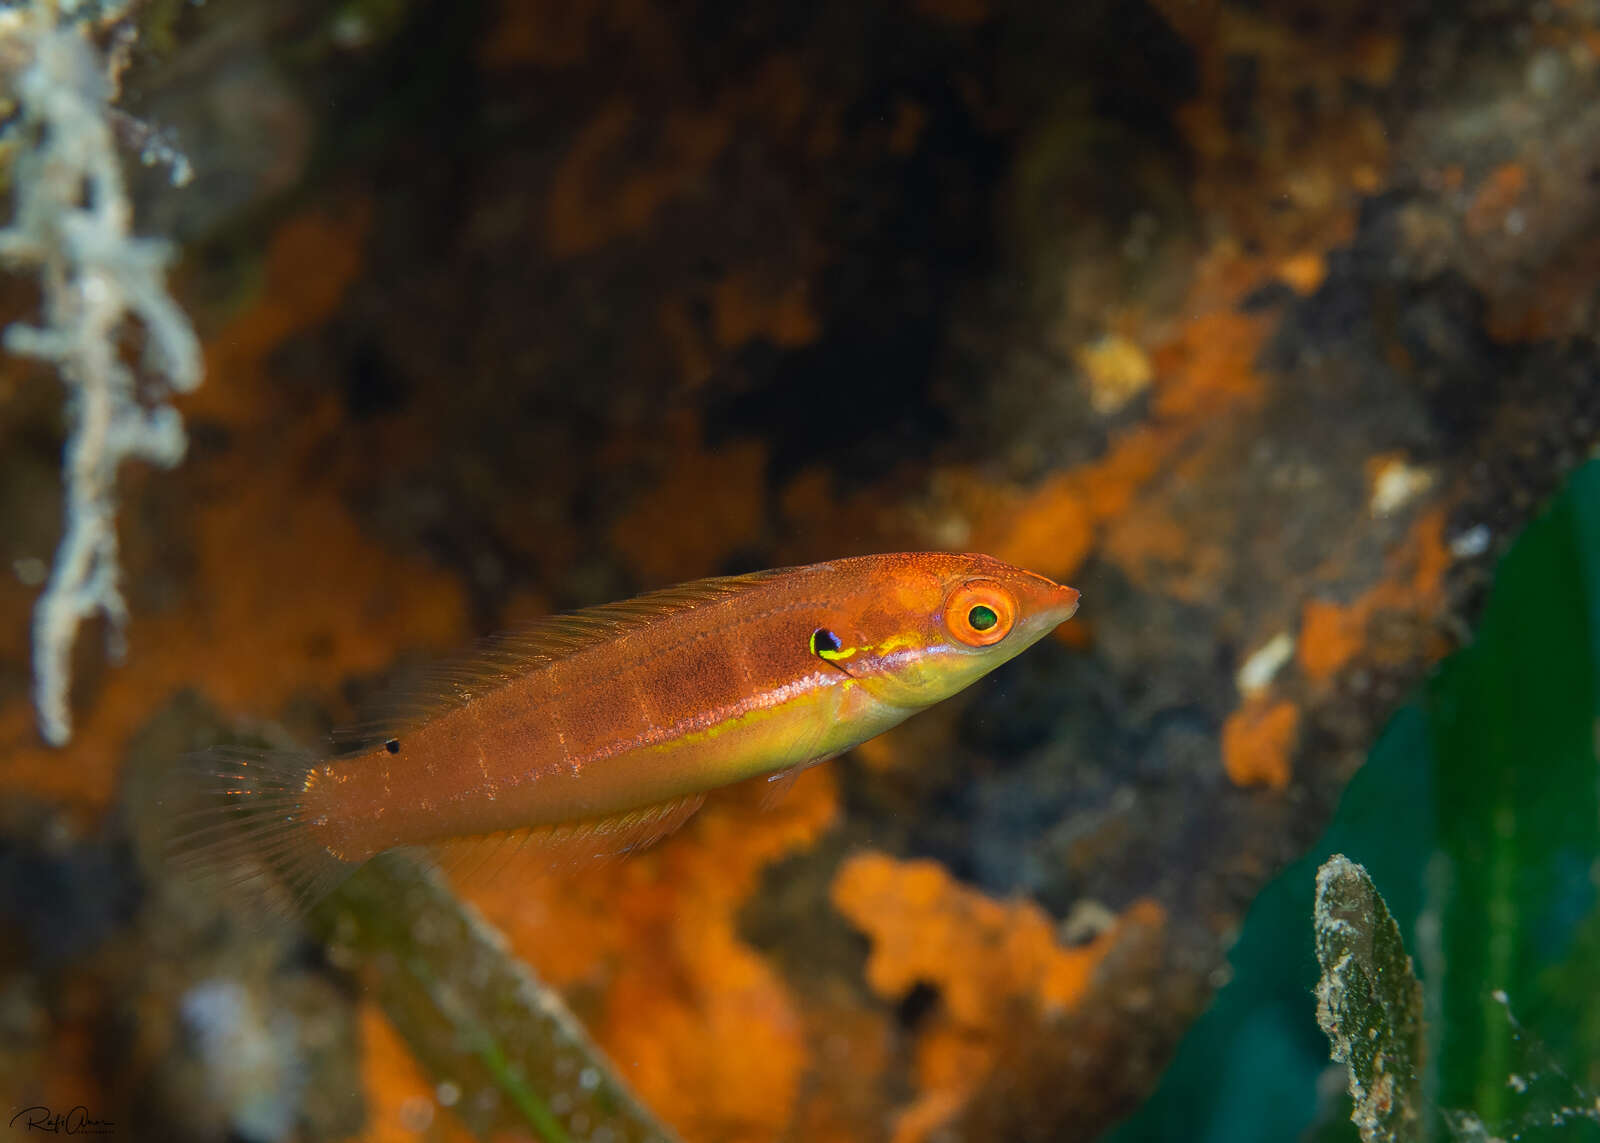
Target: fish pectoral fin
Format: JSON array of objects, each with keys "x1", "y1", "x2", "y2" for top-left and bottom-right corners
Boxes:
[
  {"x1": 425, "y1": 793, "x2": 707, "y2": 886},
  {"x1": 759, "y1": 767, "x2": 801, "y2": 809},
  {"x1": 727, "y1": 750, "x2": 844, "y2": 812}
]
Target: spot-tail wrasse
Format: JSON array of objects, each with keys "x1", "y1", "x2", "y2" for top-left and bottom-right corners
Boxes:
[{"x1": 165, "y1": 552, "x2": 1080, "y2": 913}]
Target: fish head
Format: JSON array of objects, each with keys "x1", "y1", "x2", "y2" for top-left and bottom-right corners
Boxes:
[{"x1": 813, "y1": 553, "x2": 1080, "y2": 711}]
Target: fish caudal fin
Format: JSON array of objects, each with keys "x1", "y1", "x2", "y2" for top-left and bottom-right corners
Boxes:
[{"x1": 159, "y1": 746, "x2": 358, "y2": 919}]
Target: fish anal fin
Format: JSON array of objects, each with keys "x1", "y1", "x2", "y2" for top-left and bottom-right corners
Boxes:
[{"x1": 428, "y1": 793, "x2": 707, "y2": 886}]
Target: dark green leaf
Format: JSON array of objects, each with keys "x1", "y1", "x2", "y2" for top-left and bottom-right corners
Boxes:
[
  {"x1": 311, "y1": 854, "x2": 683, "y2": 1143},
  {"x1": 1107, "y1": 461, "x2": 1600, "y2": 1142}
]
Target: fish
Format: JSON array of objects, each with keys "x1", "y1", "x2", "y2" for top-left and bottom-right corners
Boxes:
[{"x1": 164, "y1": 552, "x2": 1080, "y2": 913}]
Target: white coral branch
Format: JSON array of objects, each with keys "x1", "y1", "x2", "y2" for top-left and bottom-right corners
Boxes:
[{"x1": 0, "y1": 7, "x2": 201, "y2": 745}]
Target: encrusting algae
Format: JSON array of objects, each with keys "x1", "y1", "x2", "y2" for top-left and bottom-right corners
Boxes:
[{"x1": 163, "y1": 552, "x2": 1079, "y2": 912}]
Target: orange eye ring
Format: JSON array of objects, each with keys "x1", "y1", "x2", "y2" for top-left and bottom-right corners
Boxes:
[{"x1": 943, "y1": 579, "x2": 1018, "y2": 647}]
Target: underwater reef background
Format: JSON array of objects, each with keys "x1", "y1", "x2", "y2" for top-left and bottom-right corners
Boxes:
[{"x1": 3, "y1": 1, "x2": 1600, "y2": 1140}]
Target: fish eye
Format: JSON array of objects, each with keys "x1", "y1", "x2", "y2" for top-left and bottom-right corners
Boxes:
[
  {"x1": 810, "y1": 627, "x2": 843, "y2": 656},
  {"x1": 943, "y1": 579, "x2": 1017, "y2": 647}
]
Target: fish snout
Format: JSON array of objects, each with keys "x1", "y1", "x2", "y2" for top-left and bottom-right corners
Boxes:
[{"x1": 1017, "y1": 577, "x2": 1080, "y2": 628}]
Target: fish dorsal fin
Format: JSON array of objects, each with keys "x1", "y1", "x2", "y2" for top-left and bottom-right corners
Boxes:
[{"x1": 334, "y1": 569, "x2": 791, "y2": 751}]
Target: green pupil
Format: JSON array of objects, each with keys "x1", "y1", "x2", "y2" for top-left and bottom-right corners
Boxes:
[{"x1": 968, "y1": 604, "x2": 998, "y2": 631}]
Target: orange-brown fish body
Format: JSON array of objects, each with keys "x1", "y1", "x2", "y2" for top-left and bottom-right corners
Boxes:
[{"x1": 172, "y1": 553, "x2": 1079, "y2": 907}]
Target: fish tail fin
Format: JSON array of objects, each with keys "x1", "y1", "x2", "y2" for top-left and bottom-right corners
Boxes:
[{"x1": 157, "y1": 745, "x2": 358, "y2": 919}]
